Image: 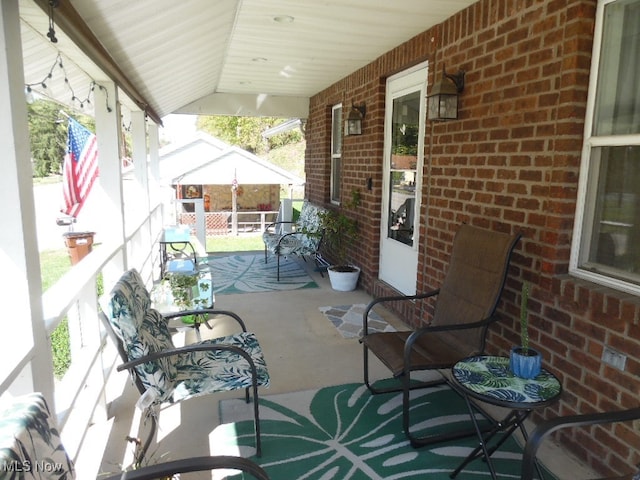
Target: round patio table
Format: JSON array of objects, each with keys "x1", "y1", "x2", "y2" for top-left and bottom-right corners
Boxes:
[{"x1": 450, "y1": 355, "x2": 562, "y2": 480}]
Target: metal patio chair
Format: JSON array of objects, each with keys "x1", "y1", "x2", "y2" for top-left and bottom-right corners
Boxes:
[
  {"x1": 521, "y1": 406, "x2": 640, "y2": 480},
  {"x1": 100, "y1": 269, "x2": 270, "y2": 459},
  {"x1": 262, "y1": 200, "x2": 326, "y2": 280},
  {"x1": 361, "y1": 224, "x2": 521, "y2": 447},
  {"x1": 0, "y1": 392, "x2": 270, "y2": 480}
]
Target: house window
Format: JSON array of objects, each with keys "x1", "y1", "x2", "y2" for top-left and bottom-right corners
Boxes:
[
  {"x1": 331, "y1": 104, "x2": 342, "y2": 204},
  {"x1": 571, "y1": 0, "x2": 640, "y2": 294}
]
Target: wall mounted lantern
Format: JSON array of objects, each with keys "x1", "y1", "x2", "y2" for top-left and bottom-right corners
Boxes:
[
  {"x1": 427, "y1": 67, "x2": 465, "y2": 121},
  {"x1": 346, "y1": 103, "x2": 366, "y2": 135}
]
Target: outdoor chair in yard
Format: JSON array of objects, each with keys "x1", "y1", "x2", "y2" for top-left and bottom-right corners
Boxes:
[
  {"x1": 361, "y1": 224, "x2": 521, "y2": 447},
  {"x1": 0, "y1": 392, "x2": 270, "y2": 479},
  {"x1": 99, "y1": 269, "x2": 270, "y2": 460},
  {"x1": 262, "y1": 200, "x2": 325, "y2": 280},
  {"x1": 520, "y1": 405, "x2": 640, "y2": 480}
]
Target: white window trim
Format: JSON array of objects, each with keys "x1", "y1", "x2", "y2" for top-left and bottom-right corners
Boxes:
[
  {"x1": 330, "y1": 103, "x2": 342, "y2": 205},
  {"x1": 570, "y1": 0, "x2": 640, "y2": 295}
]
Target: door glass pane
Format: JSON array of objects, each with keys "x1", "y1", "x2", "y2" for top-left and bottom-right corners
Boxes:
[
  {"x1": 581, "y1": 145, "x2": 640, "y2": 284},
  {"x1": 388, "y1": 91, "x2": 420, "y2": 246}
]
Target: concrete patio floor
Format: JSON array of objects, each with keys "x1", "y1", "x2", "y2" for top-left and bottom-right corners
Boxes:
[{"x1": 82, "y1": 253, "x2": 596, "y2": 479}]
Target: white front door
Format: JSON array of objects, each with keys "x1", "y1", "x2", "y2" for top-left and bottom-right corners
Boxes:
[{"x1": 379, "y1": 63, "x2": 427, "y2": 295}]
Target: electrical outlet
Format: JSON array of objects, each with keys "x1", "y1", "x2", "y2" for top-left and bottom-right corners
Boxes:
[{"x1": 602, "y1": 346, "x2": 627, "y2": 371}]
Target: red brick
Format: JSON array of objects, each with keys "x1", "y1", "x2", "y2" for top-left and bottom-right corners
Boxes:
[{"x1": 305, "y1": 0, "x2": 633, "y2": 473}]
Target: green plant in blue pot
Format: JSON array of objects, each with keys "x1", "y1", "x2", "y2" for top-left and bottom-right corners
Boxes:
[{"x1": 510, "y1": 282, "x2": 542, "y2": 379}]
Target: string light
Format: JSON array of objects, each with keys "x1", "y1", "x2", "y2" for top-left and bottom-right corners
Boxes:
[
  {"x1": 24, "y1": 53, "x2": 112, "y2": 113},
  {"x1": 93, "y1": 83, "x2": 113, "y2": 113},
  {"x1": 47, "y1": 0, "x2": 59, "y2": 43}
]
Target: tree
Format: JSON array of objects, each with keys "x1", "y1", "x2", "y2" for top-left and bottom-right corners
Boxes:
[
  {"x1": 196, "y1": 115, "x2": 302, "y2": 154},
  {"x1": 27, "y1": 100, "x2": 67, "y2": 177},
  {"x1": 27, "y1": 99, "x2": 95, "y2": 178}
]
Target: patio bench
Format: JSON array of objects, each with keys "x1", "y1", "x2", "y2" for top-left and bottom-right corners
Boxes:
[{"x1": 262, "y1": 200, "x2": 326, "y2": 280}]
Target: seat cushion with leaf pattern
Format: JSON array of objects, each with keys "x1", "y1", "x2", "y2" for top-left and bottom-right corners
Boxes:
[
  {"x1": 263, "y1": 201, "x2": 323, "y2": 257},
  {"x1": 173, "y1": 332, "x2": 270, "y2": 402},
  {"x1": 103, "y1": 269, "x2": 269, "y2": 408},
  {"x1": 103, "y1": 270, "x2": 177, "y2": 403},
  {"x1": 0, "y1": 392, "x2": 75, "y2": 479}
]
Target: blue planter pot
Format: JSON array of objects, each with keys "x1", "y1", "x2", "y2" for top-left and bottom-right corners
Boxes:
[{"x1": 509, "y1": 346, "x2": 542, "y2": 379}]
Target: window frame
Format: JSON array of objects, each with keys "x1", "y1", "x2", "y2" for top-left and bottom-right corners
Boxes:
[
  {"x1": 330, "y1": 103, "x2": 342, "y2": 205},
  {"x1": 570, "y1": 0, "x2": 640, "y2": 295}
]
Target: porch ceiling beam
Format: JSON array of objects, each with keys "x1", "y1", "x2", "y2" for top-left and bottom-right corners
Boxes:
[
  {"x1": 175, "y1": 92, "x2": 310, "y2": 119},
  {"x1": 32, "y1": 0, "x2": 163, "y2": 126}
]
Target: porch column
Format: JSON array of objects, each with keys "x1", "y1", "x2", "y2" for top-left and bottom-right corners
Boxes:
[
  {"x1": 131, "y1": 110, "x2": 150, "y2": 215},
  {"x1": 93, "y1": 81, "x2": 126, "y2": 277},
  {"x1": 149, "y1": 122, "x2": 160, "y2": 181},
  {"x1": 0, "y1": 0, "x2": 54, "y2": 401}
]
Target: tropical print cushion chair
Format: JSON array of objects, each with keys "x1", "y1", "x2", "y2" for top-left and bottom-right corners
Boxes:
[
  {"x1": 101, "y1": 269, "x2": 269, "y2": 457},
  {"x1": 0, "y1": 392, "x2": 74, "y2": 479},
  {"x1": 0, "y1": 392, "x2": 270, "y2": 479},
  {"x1": 263, "y1": 200, "x2": 325, "y2": 280}
]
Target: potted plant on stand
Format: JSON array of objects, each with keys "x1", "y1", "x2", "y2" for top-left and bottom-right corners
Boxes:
[
  {"x1": 319, "y1": 190, "x2": 361, "y2": 291},
  {"x1": 509, "y1": 282, "x2": 542, "y2": 379},
  {"x1": 162, "y1": 271, "x2": 211, "y2": 324}
]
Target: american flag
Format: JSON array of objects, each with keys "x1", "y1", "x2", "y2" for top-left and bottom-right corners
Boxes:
[{"x1": 61, "y1": 118, "x2": 99, "y2": 217}]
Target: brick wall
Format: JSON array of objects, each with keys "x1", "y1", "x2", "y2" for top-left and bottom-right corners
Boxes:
[{"x1": 306, "y1": 0, "x2": 640, "y2": 475}]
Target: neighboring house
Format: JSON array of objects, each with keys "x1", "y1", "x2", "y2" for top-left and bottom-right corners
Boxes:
[
  {"x1": 157, "y1": 131, "x2": 229, "y2": 184},
  {"x1": 153, "y1": 132, "x2": 304, "y2": 235}
]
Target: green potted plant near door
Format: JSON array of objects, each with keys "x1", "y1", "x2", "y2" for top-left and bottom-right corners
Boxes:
[
  {"x1": 509, "y1": 281, "x2": 542, "y2": 379},
  {"x1": 319, "y1": 190, "x2": 361, "y2": 291}
]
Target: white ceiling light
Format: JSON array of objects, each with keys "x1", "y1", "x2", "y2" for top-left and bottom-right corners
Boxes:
[{"x1": 273, "y1": 15, "x2": 294, "y2": 23}]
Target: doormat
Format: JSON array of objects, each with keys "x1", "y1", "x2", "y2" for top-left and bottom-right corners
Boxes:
[
  {"x1": 319, "y1": 304, "x2": 396, "y2": 339},
  {"x1": 215, "y1": 382, "x2": 554, "y2": 479},
  {"x1": 203, "y1": 254, "x2": 318, "y2": 295}
]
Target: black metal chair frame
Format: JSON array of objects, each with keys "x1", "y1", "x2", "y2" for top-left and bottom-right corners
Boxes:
[
  {"x1": 362, "y1": 293, "x2": 505, "y2": 447},
  {"x1": 521, "y1": 407, "x2": 640, "y2": 480},
  {"x1": 100, "y1": 308, "x2": 264, "y2": 459},
  {"x1": 102, "y1": 455, "x2": 270, "y2": 480},
  {"x1": 362, "y1": 226, "x2": 522, "y2": 448},
  {"x1": 263, "y1": 224, "x2": 326, "y2": 280}
]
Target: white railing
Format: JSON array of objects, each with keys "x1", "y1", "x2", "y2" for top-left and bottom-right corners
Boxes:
[
  {"x1": 178, "y1": 210, "x2": 279, "y2": 235},
  {"x1": 37, "y1": 204, "x2": 164, "y2": 463}
]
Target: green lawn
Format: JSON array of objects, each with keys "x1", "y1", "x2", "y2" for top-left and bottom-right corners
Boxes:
[
  {"x1": 206, "y1": 234, "x2": 264, "y2": 253},
  {"x1": 40, "y1": 248, "x2": 72, "y2": 378},
  {"x1": 40, "y1": 249, "x2": 72, "y2": 290}
]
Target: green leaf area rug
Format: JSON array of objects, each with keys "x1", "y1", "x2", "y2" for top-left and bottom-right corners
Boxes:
[
  {"x1": 205, "y1": 254, "x2": 318, "y2": 295},
  {"x1": 215, "y1": 382, "x2": 553, "y2": 479}
]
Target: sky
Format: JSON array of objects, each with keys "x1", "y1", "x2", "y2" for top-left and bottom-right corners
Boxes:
[{"x1": 160, "y1": 114, "x2": 197, "y2": 143}]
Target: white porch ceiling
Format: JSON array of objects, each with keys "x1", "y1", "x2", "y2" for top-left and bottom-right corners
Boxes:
[{"x1": 19, "y1": 0, "x2": 475, "y2": 122}]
